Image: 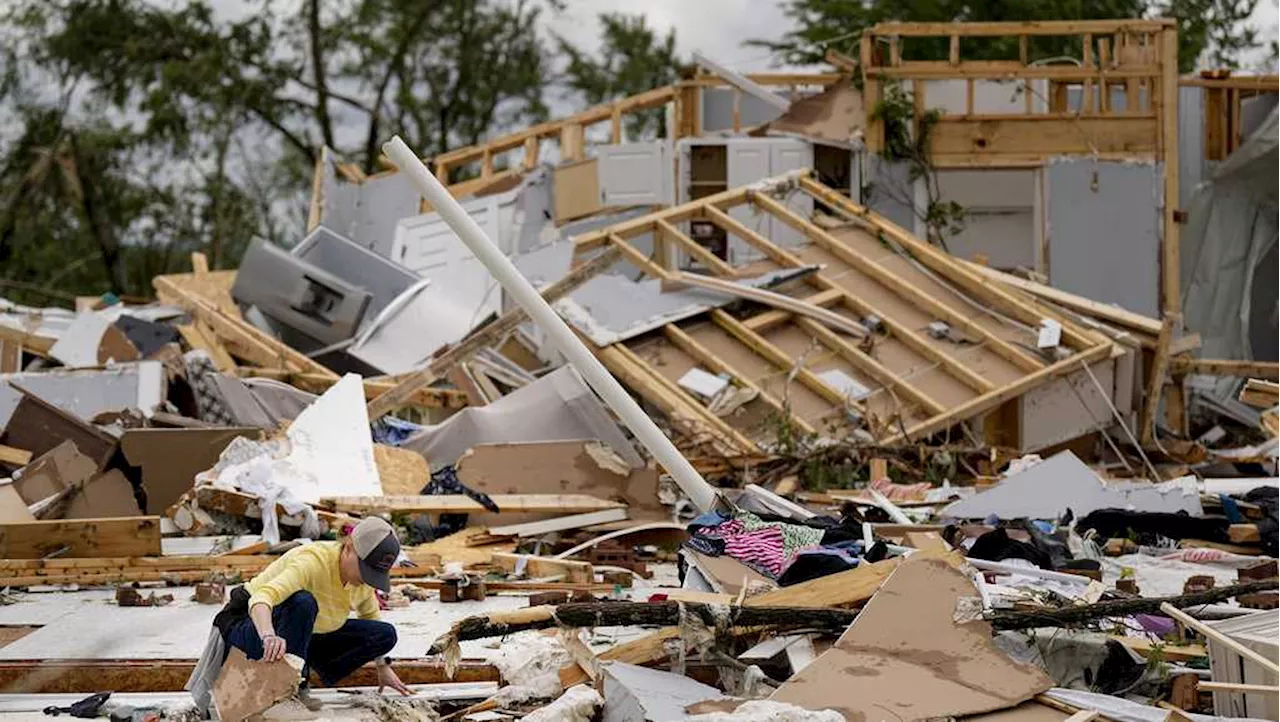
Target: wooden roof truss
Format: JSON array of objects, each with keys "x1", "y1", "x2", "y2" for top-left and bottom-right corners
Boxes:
[{"x1": 573, "y1": 171, "x2": 1118, "y2": 455}]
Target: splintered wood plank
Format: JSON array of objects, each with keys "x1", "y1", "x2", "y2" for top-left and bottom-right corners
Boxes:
[
  {"x1": 0, "y1": 517, "x2": 162, "y2": 559},
  {"x1": 320, "y1": 494, "x2": 625, "y2": 515}
]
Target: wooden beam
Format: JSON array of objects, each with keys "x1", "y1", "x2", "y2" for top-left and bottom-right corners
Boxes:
[
  {"x1": 236, "y1": 368, "x2": 468, "y2": 410},
  {"x1": 489, "y1": 553, "x2": 595, "y2": 584},
  {"x1": 1198, "y1": 682, "x2": 1279, "y2": 695},
  {"x1": 364, "y1": 246, "x2": 623, "y2": 418},
  {"x1": 798, "y1": 176, "x2": 1104, "y2": 349},
  {"x1": 606, "y1": 233, "x2": 673, "y2": 280},
  {"x1": 743, "y1": 288, "x2": 844, "y2": 333},
  {"x1": 669, "y1": 272, "x2": 866, "y2": 339},
  {"x1": 0, "y1": 444, "x2": 33, "y2": 467},
  {"x1": 320, "y1": 494, "x2": 624, "y2": 515},
  {"x1": 751, "y1": 190, "x2": 1047, "y2": 373},
  {"x1": 0, "y1": 659, "x2": 501, "y2": 693},
  {"x1": 1140, "y1": 315, "x2": 1176, "y2": 444},
  {"x1": 153, "y1": 276, "x2": 335, "y2": 378},
  {"x1": 176, "y1": 324, "x2": 235, "y2": 372},
  {"x1": 192, "y1": 487, "x2": 352, "y2": 530},
  {"x1": 1160, "y1": 602, "x2": 1280, "y2": 676},
  {"x1": 655, "y1": 220, "x2": 737, "y2": 278},
  {"x1": 0, "y1": 517, "x2": 161, "y2": 559},
  {"x1": 960, "y1": 260, "x2": 1162, "y2": 336},
  {"x1": 794, "y1": 317, "x2": 947, "y2": 417},
  {"x1": 0, "y1": 325, "x2": 55, "y2": 357},
  {"x1": 608, "y1": 342, "x2": 761, "y2": 454},
  {"x1": 662, "y1": 324, "x2": 817, "y2": 436},
  {"x1": 880, "y1": 342, "x2": 1113, "y2": 444},
  {"x1": 869, "y1": 20, "x2": 1172, "y2": 38},
  {"x1": 1159, "y1": 27, "x2": 1181, "y2": 316},
  {"x1": 574, "y1": 186, "x2": 753, "y2": 252},
  {"x1": 710, "y1": 309, "x2": 853, "y2": 410},
  {"x1": 1170, "y1": 358, "x2": 1280, "y2": 381},
  {"x1": 703, "y1": 203, "x2": 997, "y2": 394}
]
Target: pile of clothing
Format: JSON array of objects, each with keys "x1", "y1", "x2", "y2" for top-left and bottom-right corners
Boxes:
[{"x1": 683, "y1": 510, "x2": 888, "y2": 586}]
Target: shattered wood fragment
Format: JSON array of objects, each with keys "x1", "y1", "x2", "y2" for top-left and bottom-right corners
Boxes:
[
  {"x1": 0, "y1": 445, "x2": 32, "y2": 467},
  {"x1": 0, "y1": 516, "x2": 162, "y2": 559},
  {"x1": 193, "y1": 486, "x2": 351, "y2": 530},
  {"x1": 488, "y1": 552, "x2": 595, "y2": 584},
  {"x1": 986, "y1": 581, "x2": 1278, "y2": 630},
  {"x1": 430, "y1": 601, "x2": 860, "y2": 652},
  {"x1": 0, "y1": 659, "x2": 501, "y2": 693},
  {"x1": 320, "y1": 493, "x2": 624, "y2": 515}
]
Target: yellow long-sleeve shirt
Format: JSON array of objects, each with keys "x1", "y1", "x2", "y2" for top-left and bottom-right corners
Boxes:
[{"x1": 246, "y1": 541, "x2": 380, "y2": 634}]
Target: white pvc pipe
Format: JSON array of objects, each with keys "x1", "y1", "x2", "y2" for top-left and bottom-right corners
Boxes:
[{"x1": 383, "y1": 136, "x2": 722, "y2": 512}]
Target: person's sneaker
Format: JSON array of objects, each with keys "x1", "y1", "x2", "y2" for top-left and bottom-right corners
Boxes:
[{"x1": 294, "y1": 683, "x2": 324, "y2": 712}]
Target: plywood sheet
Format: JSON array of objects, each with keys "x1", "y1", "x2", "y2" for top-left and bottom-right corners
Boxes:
[
  {"x1": 554, "y1": 158, "x2": 602, "y2": 223},
  {"x1": 0, "y1": 517, "x2": 162, "y2": 559},
  {"x1": 770, "y1": 557, "x2": 1052, "y2": 719},
  {"x1": 373, "y1": 444, "x2": 429, "y2": 496}
]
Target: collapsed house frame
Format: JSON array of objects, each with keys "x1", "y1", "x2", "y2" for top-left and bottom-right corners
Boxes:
[{"x1": 570, "y1": 170, "x2": 1126, "y2": 456}]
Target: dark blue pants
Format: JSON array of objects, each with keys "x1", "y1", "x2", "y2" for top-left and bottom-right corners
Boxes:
[{"x1": 224, "y1": 591, "x2": 397, "y2": 686}]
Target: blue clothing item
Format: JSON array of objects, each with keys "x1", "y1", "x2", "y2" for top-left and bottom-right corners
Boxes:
[
  {"x1": 371, "y1": 417, "x2": 424, "y2": 445},
  {"x1": 1030, "y1": 520, "x2": 1056, "y2": 535},
  {"x1": 223, "y1": 591, "x2": 397, "y2": 686},
  {"x1": 1219, "y1": 494, "x2": 1245, "y2": 523},
  {"x1": 686, "y1": 511, "x2": 729, "y2": 532}
]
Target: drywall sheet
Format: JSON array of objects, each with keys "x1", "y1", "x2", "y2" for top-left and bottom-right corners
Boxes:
[
  {"x1": 283, "y1": 373, "x2": 381, "y2": 502},
  {"x1": 770, "y1": 557, "x2": 1052, "y2": 719},
  {"x1": 399, "y1": 366, "x2": 643, "y2": 471},
  {"x1": 1018, "y1": 356, "x2": 1118, "y2": 452},
  {"x1": 0, "y1": 362, "x2": 164, "y2": 429},
  {"x1": 936, "y1": 169, "x2": 1037, "y2": 269},
  {"x1": 941, "y1": 451, "x2": 1203, "y2": 520},
  {"x1": 602, "y1": 662, "x2": 723, "y2": 722},
  {"x1": 862, "y1": 156, "x2": 919, "y2": 233},
  {"x1": 1046, "y1": 159, "x2": 1161, "y2": 318}
]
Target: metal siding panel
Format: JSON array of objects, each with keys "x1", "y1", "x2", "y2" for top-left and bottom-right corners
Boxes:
[{"x1": 1046, "y1": 159, "x2": 1162, "y2": 317}]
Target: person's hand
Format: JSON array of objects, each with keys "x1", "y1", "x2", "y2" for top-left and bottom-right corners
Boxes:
[
  {"x1": 376, "y1": 663, "x2": 411, "y2": 696},
  {"x1": 260, "y1": 633, "x2": 287, "y2": 663}
]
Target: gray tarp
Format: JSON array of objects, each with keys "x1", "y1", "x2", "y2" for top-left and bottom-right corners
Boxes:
[
  {"x1": 1181, "y1": 107, "x2": 1278, "y2": 362},
  {"x1": 213, "y1": 366, "x2": 643, "y2": 472},
  {"x1": 398, "y1": 365, "x2": 643, "y2": 470}
]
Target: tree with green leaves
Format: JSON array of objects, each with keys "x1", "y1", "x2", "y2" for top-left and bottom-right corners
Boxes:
[
  {"x1": 557, "y1": 12, "x2": 689, "y2": 138},
  {"x1": 0, "y1": 0, "x2": 567, "y2": 303}
]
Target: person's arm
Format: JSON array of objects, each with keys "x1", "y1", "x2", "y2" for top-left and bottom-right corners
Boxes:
[
  {"x1": 249, "y1": 602, "x2": 287, "y2": 662},
  {"x1": 376, "y1": 657, "x2": 411, "y2": 696},
  {"x1": 246, "y1": 555, "x2": 317, "y2": 662}
]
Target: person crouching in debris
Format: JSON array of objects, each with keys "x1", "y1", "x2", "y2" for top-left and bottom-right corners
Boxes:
[{"x1": 186, "y1": 517, "x2": 411, "y2": 715}]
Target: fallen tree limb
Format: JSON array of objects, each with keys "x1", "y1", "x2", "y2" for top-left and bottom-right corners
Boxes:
[
  {"x1": 429, "y1": 601, "x2": 860, "y2": 653},
  {"x1": 985, "y1": 580, "x2": 1277, "y2": 631}
]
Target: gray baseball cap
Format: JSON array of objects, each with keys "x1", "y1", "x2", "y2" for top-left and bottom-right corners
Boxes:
[{"x1": 351, "y1": 517, "x2": 400, "y2": 592}]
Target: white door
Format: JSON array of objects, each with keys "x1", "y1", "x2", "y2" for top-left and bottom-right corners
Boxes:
[
  {"x1": 726, "y1": 140, "x2": 774, "y2": 264},
  {"x1": 768, "y1": 139, "x2": 814, "y2": 249},
  {"x1": 391, "y1": 203, "x2": 501, "y2": 323},
  {"x1": 597, "y1": 141, "x2": 672, "y2": 207}
]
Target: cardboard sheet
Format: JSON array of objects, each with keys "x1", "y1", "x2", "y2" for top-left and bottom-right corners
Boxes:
[
  {"x1": 456, "y1": 440, "x2": 662, "y2": 526},
  {"x1": 120, "y1": 427, "x2": 262, "y2": 513},
  {"x1": 399, "y1": 366, "x2": 643, "y2": 471},
  {"x1": 770, "y1": 556, "x2": 1052, "y2": 720},
  {"x1": 941, "y1": 451, "x2": 1203, "y2": 520}
]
